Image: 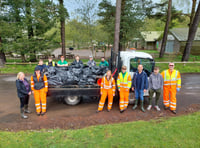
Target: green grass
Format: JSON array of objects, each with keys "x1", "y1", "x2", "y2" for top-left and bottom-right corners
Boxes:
[{"x1": 0, "y1": 112, "x2": 200, "y2": 148}]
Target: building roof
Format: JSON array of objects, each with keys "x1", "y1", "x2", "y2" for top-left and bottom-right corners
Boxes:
[
  {"x1": 141, "y1": 31, "x2": 163, "y2": 42},
  {"x1": 170, "y1": 28, "x2": 200, "y2": 41}
]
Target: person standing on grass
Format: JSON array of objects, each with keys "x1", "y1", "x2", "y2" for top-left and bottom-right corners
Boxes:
[
  {"x1": 16, "y1": 72, "x2": 32, "y2": 119},
  {"x1": 147, "y1": 67, "x2": 163, "y2": 111},
  {"x1": 57, "y1": 55, "x2": 68, "y2": 67},
  {"x1": 161, "y1": 62, "x2": 181, "y2": 114},
  {"x1": 132, "y1": 64, "x2": 148, "y2": 112}
]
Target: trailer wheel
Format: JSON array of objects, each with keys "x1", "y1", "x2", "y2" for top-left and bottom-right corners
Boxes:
[{"x1": 64, "y1": 96, "x2": 81, "y2": 105}]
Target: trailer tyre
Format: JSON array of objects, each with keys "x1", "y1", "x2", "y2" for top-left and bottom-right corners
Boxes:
[{"x1": 64, "y1": 96, "x2": 81, "y2": 105}]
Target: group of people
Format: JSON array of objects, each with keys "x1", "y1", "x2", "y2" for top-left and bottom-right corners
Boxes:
[
  {"x1": 16, "y1": 55, "x2": 181, "y2": 119},
  {"x1": 15, "y1": 55, "x2": 109, "y2": 119},
  {"x1": 97, "y1": 62, "x2": 181, "y2": 114}
]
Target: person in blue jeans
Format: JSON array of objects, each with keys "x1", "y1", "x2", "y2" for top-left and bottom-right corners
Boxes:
[{"x1": 131, "y1": 64, "x2": 148, "y2": 112}]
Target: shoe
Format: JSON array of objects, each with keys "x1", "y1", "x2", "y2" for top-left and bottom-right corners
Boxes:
[
  {"x1": 24, "y1": 105, "x2": 31, "y2": 114},
  {"x1": 120, "y1": 110, "x2": 124, "y2": 113},
  {"x1": 96, "y1": 110, "x2": 101, "y2": 113},
  {"x1": 107, "y1": 109, "x2": 110, "y2": 112},
  {"x1": 41, "y1": 112, "x2": 46, "y2": 116},
  {"x1": 37, "y1": 113, "x2": 40, "y2": 116},
  {"x1": 132, "y1": 99, "x2": 138, "y2": 110},
  {"x1": 164, "y1": 106, "x2": 169, "y2": 110},
  {"x1": 171, "y1": 110, "x2": 176, "y2": 114},
  {"x1": 20, "y1": 108, "x2": 28, "y2": 119},
  {"x1": 147, "y1": 105, "x2": 152, "y2": 111},
  {"x1": 141, "y1": 101, "x2": 145, "y2": 112},
  {"x1": 154, "y1": 105, "x2": 161, "y2": 111}
]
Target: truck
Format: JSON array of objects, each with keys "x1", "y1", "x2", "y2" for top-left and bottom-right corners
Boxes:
[{"x1": 47, "y1": 49, "x2": 155, "y2": 105}]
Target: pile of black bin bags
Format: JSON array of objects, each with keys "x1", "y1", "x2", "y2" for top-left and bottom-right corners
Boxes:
[{"x1": 44, "y1": 65, "x2": 108, "y2": 86}]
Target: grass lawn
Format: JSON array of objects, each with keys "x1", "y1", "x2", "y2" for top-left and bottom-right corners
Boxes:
[{"x1": 0, "y1": 112, "x2": 199, "y2": 148}]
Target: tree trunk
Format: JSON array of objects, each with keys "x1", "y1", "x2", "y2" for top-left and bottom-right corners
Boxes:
[
  {"x1": 113, "y1": 0, "x2": 122, "y2": 54},
  {"x1": 0, "y1": 36, "x2": 6, "y2": 67},
  {"x1": 59, "y1": 0, "x2": 66, "y2": 56},
  {"x1": 159, "y1": 0, "x2": 172, "y2": 58},
  {"x1": 182, "y1": 1, "x2": 200, "y2": 61},
  {"x1": 25, "y1": 0, "x2": 36, "y2": 62},
  {"x1": 189, "y1": 0, "x2": 197, "y2": 28}
]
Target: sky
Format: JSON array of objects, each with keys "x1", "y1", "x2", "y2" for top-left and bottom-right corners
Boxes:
[{"x1": 57, "y1": 0, "x2": 196, "y2": 19}]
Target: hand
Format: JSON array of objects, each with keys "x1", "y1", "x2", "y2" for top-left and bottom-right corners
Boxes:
[
  {"x1": 100, "y1": 92, "x2": 102, "y2": 95},
  {"x1": 32, "y1": 91, "x2": 34, "y2": 94},
  {"x1": 176, "y1": 88, "x2": 180, "y2": 92},
  {"x1": 144, "y1": 89, "x2": 146, "y2": 93},
  {"x1": 113, "y1": 94, "x2": 115, "y2": 96},
  {"x1": 132, "y1": 87, "x2": 134, "y2": 91},
  {"x1": 28, "y1": 92, "x2": 31, "y2": 95},
  {"x1": 118, "y1": 89, "x2": 120, "y2": 92}
]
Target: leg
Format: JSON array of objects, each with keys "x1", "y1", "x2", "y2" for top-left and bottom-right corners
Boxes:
[
  {"x1": 155, "y1": 89, "x2": 161, "y2": 106},
  {"x1": 148, "y1": 89, "x2": 154, "y2": 105},
  {"x1": 19, "y1": 97, "x2": 28, "y2": 119},
  {"x1": 24, "y1": 95, "x2": 31, "y2": 113},
  {"x1": 139, "y1": 90, "x2": 145, "y2": 112},
  {"x1": 107, "y1": 89, "x2": 113, "y2": 111},
  {"x1": 40, "y1": 88, "x2": 47, "y2": 114},
  {"x1": 124, "y1": 90, "x2": 129, "y2": 110},
  {"x1": 169, "y1": 88, "x2": 177, "y2": 111},
  {"x1": 132, "y1": 89, "x2": 139, "y2": 110},
  {"x1": 34, "y1": 90, "x2": 41, "y2": 114},
  {"x1": 98, "y1": 89, "x2": 108, "y2": 111},
  {"x1": 163, "y1": 86, "x2": 170, "y2": 109},
  {"x1": 119, "y1": 91, "x2": 125, "y2": 111}
]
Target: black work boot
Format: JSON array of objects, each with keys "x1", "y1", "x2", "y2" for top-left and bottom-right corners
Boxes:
[
  {"x1": 141, "y1": 101, "x2": 145, "y2": 112},
  {"x1": 20, "y1": 108, "x2": 28, "y2": 119},
  {"x1": 171, "y1": 110, "x2": 177, "y2": 114},
  {"x1": 132, "y1": 99, "x2": 138, "y2": 110},
  {"x1": 24, "y1": 105, "x2": 31, "y2": 114}
]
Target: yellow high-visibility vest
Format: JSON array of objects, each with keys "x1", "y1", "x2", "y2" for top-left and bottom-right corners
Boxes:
[{"x1": 117, "y1": 72, "x2": 132, "y2": 89}]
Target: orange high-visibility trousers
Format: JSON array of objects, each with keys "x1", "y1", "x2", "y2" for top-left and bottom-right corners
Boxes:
[
  {"x1": 163, "y1": 86, "x2": 177, "y2": 110},
  {"x1": 98, "y1": 89, "x2": 113, "y2": 111},
  {"x1": 119, "y1": 89, "x2": 129, "y2": 111},
  {"x1": 33, "y1": 88, "x2": 47, "y2": 113}
]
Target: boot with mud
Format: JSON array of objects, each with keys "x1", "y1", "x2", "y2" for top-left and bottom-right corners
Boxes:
[
  {"x1": 24, "y1": 105, "x2": 31, "y2": 114},
  {"x1": 132, "y1": 99, "x2": 138, "y2": 110},
  {"x1": 20, "y1": 108, "x2": 28, "y2": 119},
  {"x1": 141, "y1": 101, "x2": 145, "y2": 112}
]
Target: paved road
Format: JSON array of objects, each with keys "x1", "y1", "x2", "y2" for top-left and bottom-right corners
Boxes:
[{"x1": 0, "y1": 74, "x2": 199, "y2": 131}]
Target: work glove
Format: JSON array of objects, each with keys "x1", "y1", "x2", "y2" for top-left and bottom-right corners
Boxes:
[{"x1": 176, "y1": 88, "x2": 180, "y2": 92}]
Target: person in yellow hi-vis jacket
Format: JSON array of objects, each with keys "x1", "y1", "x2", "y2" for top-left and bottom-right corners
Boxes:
[
  {"x1": 97, "y1": 70, "x2": 115, "y2": 113},
  {"x1": 161, "y1": 62, "x2": 181, "y2": 114},
  {"x1": 31, "y1": 66, "x2": 48, "y2": 116},
  {"x1": 117, "y1": 66, "x2": 132, "y2": 113}
]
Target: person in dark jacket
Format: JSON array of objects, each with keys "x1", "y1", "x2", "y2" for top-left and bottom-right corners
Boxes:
[
  {"x1": 16, "y1": 72, "x2": 32, "y2": 119},
  {"x1": 71, "y1": 55, "x2": 83, "y2": 68},
  {"x1": 36, "y1": 59, "x2": 47, "y2": 73},
  {"x1": 131, "y1": 64, "x2": 148, "y2": 112}
]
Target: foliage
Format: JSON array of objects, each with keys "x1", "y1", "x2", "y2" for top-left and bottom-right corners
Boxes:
[{"x1": 0, "y1": 112, "x2": 200, "y2": 147}]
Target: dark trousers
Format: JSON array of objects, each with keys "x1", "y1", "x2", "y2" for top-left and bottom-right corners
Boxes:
[
  {"x1": 19, "y1": 95, "x2": 29, "y2": 108},
  {"x1": 149, "y1": 89, "x2": 161, "y2": 105}
]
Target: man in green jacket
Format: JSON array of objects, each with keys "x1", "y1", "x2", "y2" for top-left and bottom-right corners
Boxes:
[{"x1": 99, "y1": 57, "x2": 109, "y2": 67}]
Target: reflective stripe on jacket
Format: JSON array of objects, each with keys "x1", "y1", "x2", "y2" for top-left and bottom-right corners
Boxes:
[
  {"x1": 101, "y1": 76, "x2": 116, "y2": 95},
  {"x1": 46, "y1": 61, "x2": 55, "y2": 67},
  {"x1": 31, "y1": 73, "x2": 48, "y2": 91},
  {"x1": 161, "y1": 69, "x2": 181, "y2": 88},
  {"x1": 117, "y1": 72, "x2": 132, "y2": 89}
]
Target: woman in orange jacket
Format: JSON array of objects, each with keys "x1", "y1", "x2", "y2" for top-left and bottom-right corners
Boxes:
[
  {"x1": 31, "y1": 66, "x2": 48, "y2": 116},
  {"x1": 97, "y1": 70, "x2": 116, "y2": 112}
]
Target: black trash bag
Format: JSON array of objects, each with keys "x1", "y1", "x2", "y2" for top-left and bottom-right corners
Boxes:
[
  {"x1": 87, "y1": 78, "x2": 96, "y2": 85},
  {"x1": 55, "y1": 66, "x2": 68, "y2": 73},
  {"x1": 72, "y1": 68, "x2": 83, "y2": 77},
  {"x1": 83, "y1": 67, "x2": 93, "y2": 76},
  {"x1": 47, "y1": 75, "x2": 63, "y2": 85},
  {"x1": 47, "y1": 66, "x2": 56, "y2": 76},
  {"x1": 97, "y1": 66, "x2": 108, "y2": 75},
  {"x1": 71, "y1": 60, "x2": 84, "y2": 68}
]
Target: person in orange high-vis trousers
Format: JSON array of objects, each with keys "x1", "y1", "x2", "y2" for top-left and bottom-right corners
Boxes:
[
  {"x1": 97, "y1": 70, "x2": 115, "y2": 113},
  {"x1": 31, "y1": 66, "x2": 48, "y2": 116},
  {"x1": 161, "y1": 62, "x2": 181, "y2": 114},
  {"x1": 117, "y1": 66, "x2": 132, "y2": 113}
]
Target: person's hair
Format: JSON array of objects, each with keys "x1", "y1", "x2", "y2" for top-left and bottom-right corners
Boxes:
[
  {"x1": 122, "y1": 65, "x2": 127, "y2": 70},
  {"x1": 106, "y1": 70, "x2": 112, "y2": 74},
  {"x1": 169, "y1": 62, "x2": 174, "y2": 65},
  {"x1": 101, "y1": 57, "x2": 105, "y2": 59},
  {"x1": 39, "y1": 59, "x2": 43, "y2": 62},
  {"x1": 154, "y1": 66, "x2": 159, "y2": 70},
  {"x1": 138, "y1": 64, "x2": 143, "y2": 67},
  {"x1": 75, "y1": 55, "x2": 79, "y2": 58},
  {"x1": 48, "y1": 56, "x2": 52, "y2": 59},
  {"x1": 17, "y1": 72, "x2": 24, "y2": 80},
  {"x1": 61, "y1": 55, "x2": 64, "y2": 58}
]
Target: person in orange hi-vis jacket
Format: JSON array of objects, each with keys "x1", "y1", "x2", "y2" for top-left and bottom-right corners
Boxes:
[
  {"x1": 117, "y1": 65, "x2": 132, "y2": 113},
  {"x1": 161, "y1": 62, "x2": 181, "y2": 114},
  {"x1": 96, "y1": 70, "x2": 116, "y2": 113},
  {"x1": 31, "y1": 66, "x2": 48, "y2": 116}
]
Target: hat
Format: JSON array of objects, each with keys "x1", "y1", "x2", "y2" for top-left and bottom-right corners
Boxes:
[
  {"x1": 89, "y1": 55, "x2": 93, "y2": 58},
  {"x1": 34, "y1": 66, "x2": 41, "y2": 71}
]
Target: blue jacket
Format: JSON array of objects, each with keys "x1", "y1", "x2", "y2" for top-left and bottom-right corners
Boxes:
[
  {"x1": 132, "y1": 71, "x2": 148, "y2": 90},
  {"x1": 16, "y1": 78, "x2": 31, "y2": 98}
]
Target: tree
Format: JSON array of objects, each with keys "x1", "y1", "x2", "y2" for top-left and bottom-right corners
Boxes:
[
  {"x1": 159, "y1": 0, "x2": 172, "y2": 58},
  {"x1": 182, "y1": 1, "x2": 200, "y2": 61}
]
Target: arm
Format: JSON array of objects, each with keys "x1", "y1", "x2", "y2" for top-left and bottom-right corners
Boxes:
[
  {"x1": 117, "y1": 74, "x2": 120, "y2": 90},
  {"x1": 160, "y1": 75, "x2": 164, "y2": 89},
  {"x1": 112, "y1": 78, "x2": 116, "y2": 96},
  {"x1": 100, "y1": 77, "x2": 104, "y2": 95},
  {"x1": 132, "y1": 73, "x2": 136, "y2": 88},
  {"x1": 128, "y1": 74, "x2": 132, "y2": 89},
  {"x1": 176, "y1": 71, "x2": 181, "y2": 88},
  {"x1": 148, "y1": 75, "x2": 152, "y2": 89},
  {"x1": 16, "y1": 80, "x2": 29, "y2": 95},
  {"x1": 144, "y1": 73, "x2": 148, "y2": 90},
  {"x1": 43, "y1": 75, "x2": 48, "y2": 92},
  {"x1": 30, "y1": 76, "x2": 35, "y2": 92}
]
